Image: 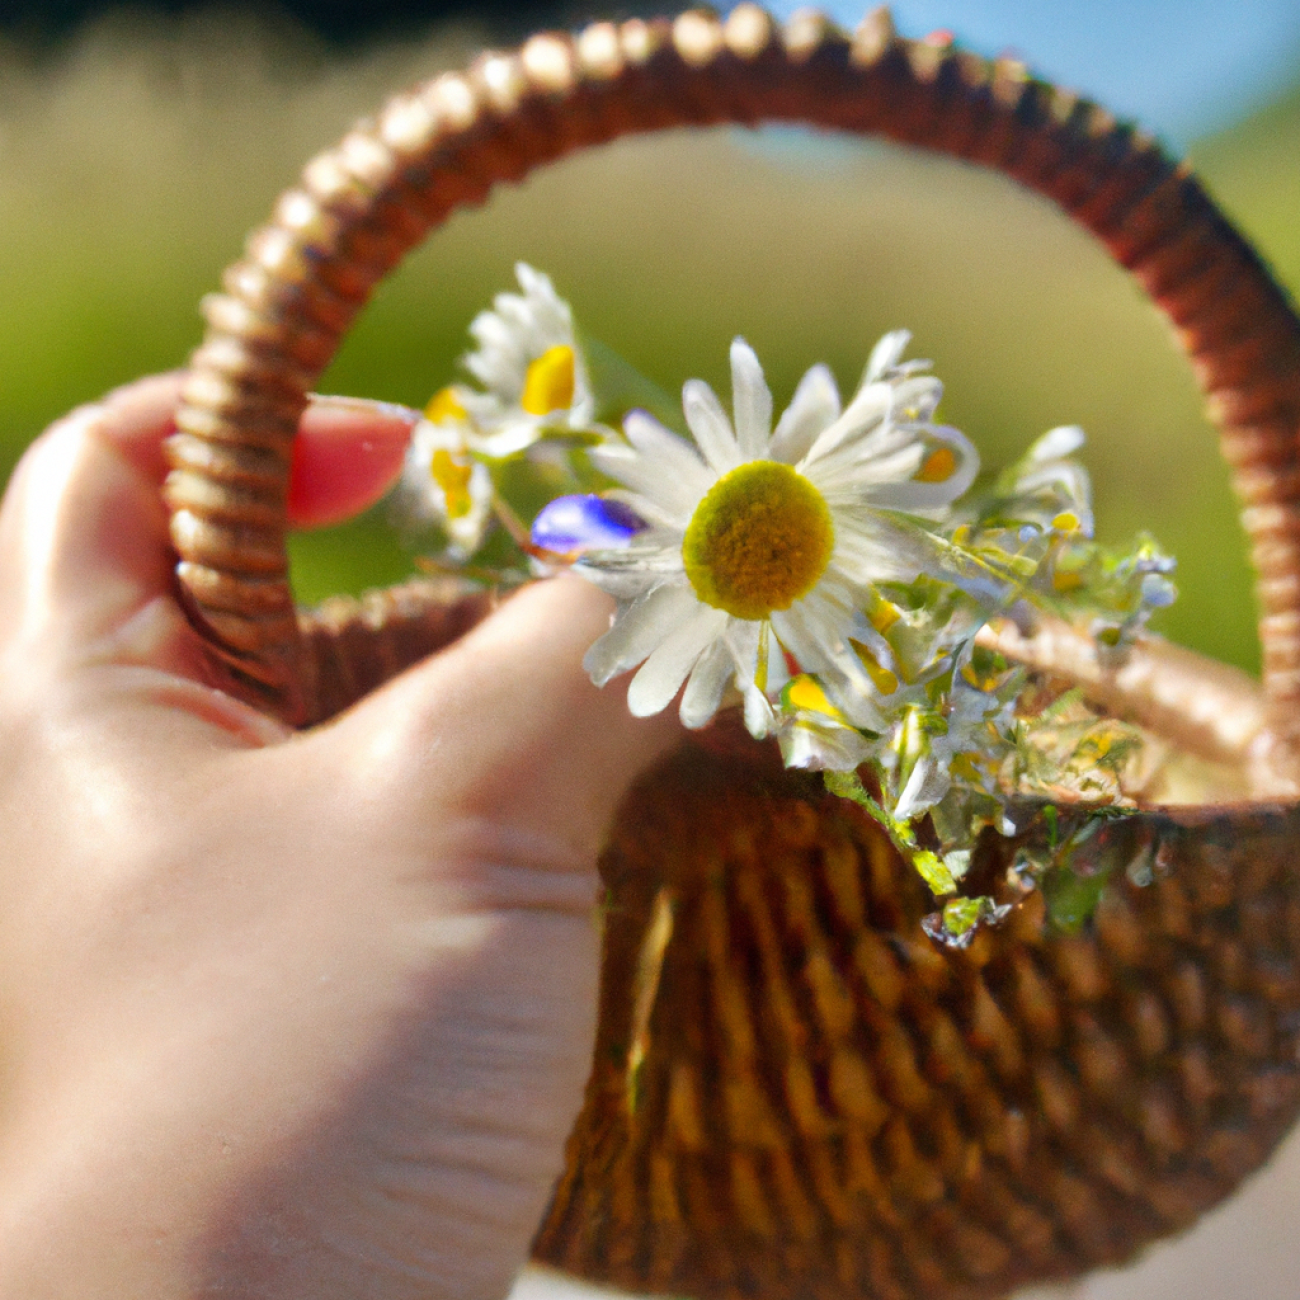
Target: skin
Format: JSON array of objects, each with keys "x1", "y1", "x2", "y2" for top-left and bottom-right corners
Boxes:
[{"x1": 0, "y1": 374, "x2": 677, "y2": 1299}]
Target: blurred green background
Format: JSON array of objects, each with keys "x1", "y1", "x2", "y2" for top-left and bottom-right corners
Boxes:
[{"x1": 0, "y1": 8, "x2": 1297, "y2": 675}]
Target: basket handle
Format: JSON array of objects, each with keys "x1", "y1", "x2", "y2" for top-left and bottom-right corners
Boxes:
[{"x1": 164, "y1": 4, "x2": 1300, "y2": 730}]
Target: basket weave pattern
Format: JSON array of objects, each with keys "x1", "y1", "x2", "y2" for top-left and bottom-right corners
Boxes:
[{"x1": 535, "y1": 745, "x2": 1300, "y2": 1296}]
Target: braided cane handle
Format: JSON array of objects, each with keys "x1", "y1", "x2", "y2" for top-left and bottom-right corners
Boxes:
[{"x1": 164, "y1": 4, "x2": 1300, "y2": 732}]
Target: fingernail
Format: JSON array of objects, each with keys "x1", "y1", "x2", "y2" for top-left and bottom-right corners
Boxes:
[{"x1": 308, "y1": 393, "x2": 423, "y2": 425}]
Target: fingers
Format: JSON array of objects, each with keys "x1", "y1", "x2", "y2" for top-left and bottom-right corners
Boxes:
[
  {"x1": 0, "y1": 380, "x2": 417, "y2": 676},
  {"x1": 2, "y1": 373, "x2": 677, "y2": 856},
  {"x1": 325, "y1": 574, "x2": 682, "y2": 868},
  {"x1": 288, "y1": 396, "x2": 417, "y2": 529},
  {"x1": 89, "y1": 380, "x2": 414, "y2": 519},
  {"x1": 89, "y1": 372, "x2": 188, "y2": 481},
  {"x1": 0, "y1": 379, "x2": 183, "y2": 666}
]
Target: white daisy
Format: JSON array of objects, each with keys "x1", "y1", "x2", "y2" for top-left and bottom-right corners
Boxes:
[
  {"x1": 457, "y1": 262, "x2": 598, "y2": 457},
  {"x1": 576, "y1": 334, "x2": 981, "y2": 732},
  {"x1": 395, "y1": 392, "x2": 495, "y2": 558}
]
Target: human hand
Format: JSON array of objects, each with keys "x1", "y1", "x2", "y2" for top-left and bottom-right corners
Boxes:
[{"x1": 0, "y1": 375, "x2": 678, "y2": 1299}]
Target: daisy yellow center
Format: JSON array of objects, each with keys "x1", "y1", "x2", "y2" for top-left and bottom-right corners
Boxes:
[
  {"x1": 916, "y1": 446, "x2": 955, "y2": 482},
  {"x1": 682, "y1": 461, "x2": 833, "y2": 620},
  {"x1": 430, "y1": 448, "x2": 474, "y2": 519},
  {"x1": 521, "y1": 345, "x2": 576, "y2": 415},
  {"x1": 425, "y1": 386, "x2": 467, "y2": 424}
]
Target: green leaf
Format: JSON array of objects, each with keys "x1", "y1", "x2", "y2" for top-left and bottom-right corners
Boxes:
[
  {"x1": 914, "y1": 850, "x2": 958, "y2": 897},
  {"x1": 941, "y1": 896, "x2": 984, "y2": 937}
]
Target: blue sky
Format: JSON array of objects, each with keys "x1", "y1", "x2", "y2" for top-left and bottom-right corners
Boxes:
[{"x1": 767, "y1": 0, "x2": 1300, "y2": 144}]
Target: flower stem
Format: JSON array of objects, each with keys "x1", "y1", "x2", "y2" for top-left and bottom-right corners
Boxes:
[{"x1": 823, "y1": 770, "x2": 957, "y2": 896}]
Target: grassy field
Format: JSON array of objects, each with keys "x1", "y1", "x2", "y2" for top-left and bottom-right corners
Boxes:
[{"x1": 0, "y1": 9, "x2": 1295, "y2": 674}]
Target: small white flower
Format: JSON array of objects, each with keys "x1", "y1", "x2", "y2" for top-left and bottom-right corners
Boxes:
[
  {"x1": 1005, "y1": 424, "x2": 1093, "y2": 536},
  {"x1": 458, "y1": 262, "x2": 597, "y2": 457},
  {"x1": 395, "y1": 265, "x2": 600, "y2": 558},
  {"x1": 576, "y1": 335, "x2": 980, "y2": 732},
  {"x1": 396, "y1": 400, "x2": 494, "y2": 557},
  {"x1": 775, "y1": 674, "x2": 874, "y2": 771}
]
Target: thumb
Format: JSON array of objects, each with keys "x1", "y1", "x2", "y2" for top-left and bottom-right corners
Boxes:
[{"x1": 324, "y1": 574, "x2": 682, "y2": 865}]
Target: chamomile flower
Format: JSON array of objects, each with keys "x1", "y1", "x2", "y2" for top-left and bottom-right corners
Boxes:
[
  {"x1": 382, "y1": 265, "x2": 1181, "y2": 902},
  {"x1": 395, "y1": 266, "x2": 601, "y2": 558},
  {"x1": 575, "y1": 335, "x2": 980, "y2": 732},
  {"x1": 396, "y1": 390, "x2": 494, "y2": 557},
  {"x1": 457, "y1": 262, "x2": 598, "y2": 457}
]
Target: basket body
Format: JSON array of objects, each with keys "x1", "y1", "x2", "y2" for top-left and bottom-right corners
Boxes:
[{"x1": 535, "y1": 744, "x2": 1300, "y2": 1297}]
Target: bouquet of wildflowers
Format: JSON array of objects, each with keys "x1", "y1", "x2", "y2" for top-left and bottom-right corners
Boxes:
[{"x1": 390, "y1": 265, "x2": 1177, "y2": 945}]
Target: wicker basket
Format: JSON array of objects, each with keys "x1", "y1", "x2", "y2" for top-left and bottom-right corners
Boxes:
[{"x1": 162, "y1": 8, "x2": 1300, "y2": 1297}]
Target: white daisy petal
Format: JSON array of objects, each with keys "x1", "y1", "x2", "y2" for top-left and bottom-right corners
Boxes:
[
  {"x1": 514, "y1": 262, "x2": 550, "y2": 298},
  {"x1": 682, "y1": 378, "x2": 743, "y2": 475},
  {"x1": 569, "y1": 354, "x2": 596, "y2": 425},
  {"x1": 467, "y1": 314, "x2": 518, "y2": 369},
  {"x1": 679, "y1": 639, "x2": 735, "y2": 728},
  {"x1": 769, "y1": 600, "x2": 842, "y2": 679},
  {"x1": 759, "y1": 630, "x2": 792, "y2": 696},
  {"x1": 576, "y1": 533, "x2": 685, "y2": 597},
  {"x1": 864, "y1": 329, "x2": 912, "y2": 383},
  {"x1": 744, "y1": 683, "x2": 778, "y2": 738},
  {"x1": 833, "y1": 509, "x2": 947, "y2": 577},
  {"x1": 583, "y1": 582, "x2": 700, "y2": 685},
  {"x1": 858, "y1": 427, "x2": 980, "y2": 510},
  {"x1": 627, "y1": 606, "x2": 729, "y2": 717},
  {"x1": 770, "y1": 363, "x2": 840, "y2": 464},
  {"x1": 893, "y1": 754, "x2": 951, "y2": 822},
  {"x1": 494, "y1": 294, "x2": 534, "y2": 333},
  {"x1": 723, "y1": 617, "x2": 762, "y2": 686},
  {"x1": 729, "y1": 338, "x2": 773, "y2": 460},
  {"x1": 603, "y1": 488, "x2": 690, "y2": 530},
  {"x1": 593, "y1": 433, "x2": 710, "y2": 523},
  {"x1": 1029, "y1": 424, "x2": 1086, "y2": 462},
  {"x1": 811, "y1": 442, "x2": 926, "y2": 497},
  {"x1": 792, "y1": 591, "x2": 862, "y2": 672},
  {"x1": 580, "y1": 532, "x2": 684, "y2": 573},
  {"x1": 771, "y1": 599, "x2": 885, "y2": 730},
  {"x1": 622, "y1": 410, "x2": 714, "y2": 493},
  {"x1": 889, "y1": 375, "x2": 943, "y2": 422},
  {"x1": 798, "y1": 381, "x2": 891, "y2": 471},
  {"x1": 805, "y1": 402, "x2": 933, "y2": 484}
]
